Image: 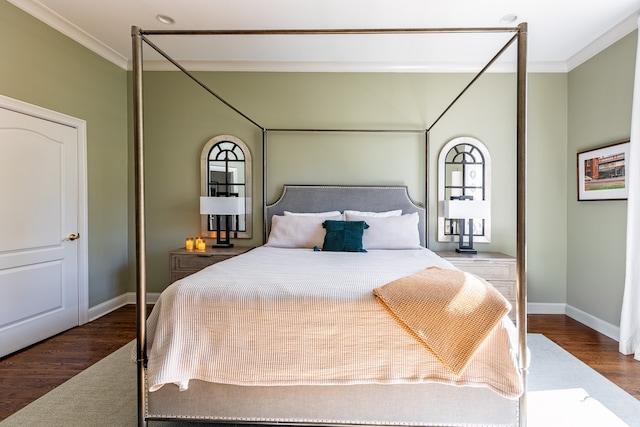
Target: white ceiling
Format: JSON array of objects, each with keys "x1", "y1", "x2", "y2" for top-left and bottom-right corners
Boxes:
[{"x1": 8, "y1": 0, "x2": 640, "y2": 72}]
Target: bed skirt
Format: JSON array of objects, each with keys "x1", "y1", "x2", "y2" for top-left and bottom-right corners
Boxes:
[{"x1": 147, "y1": 380, "x2": 519, "y2": 426}]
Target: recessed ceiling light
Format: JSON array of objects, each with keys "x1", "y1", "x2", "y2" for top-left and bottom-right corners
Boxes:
[
  {"x1": 500, "y1": 14, "x2": 518, "y2": 24},
  {"x1": 156, "y1": 14, "x2": 175, "y2": 25}
]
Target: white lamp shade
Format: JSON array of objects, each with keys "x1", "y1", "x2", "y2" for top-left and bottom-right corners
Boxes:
[
  {"x1": 443, "y1": 200, "x2": 490, "y2": 219},
  {"x1": 200, "y1": 196, "x2": 245, "y2": 215}
]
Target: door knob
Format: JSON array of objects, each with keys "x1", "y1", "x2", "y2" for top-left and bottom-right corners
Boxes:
[{"x1": 66, "y1": 233, "x2": 80, "y2": 241}]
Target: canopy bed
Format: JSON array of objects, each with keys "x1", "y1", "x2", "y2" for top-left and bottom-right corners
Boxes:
[{"x1": 131, "y1": 24, "x2": 529, "y2": 427}]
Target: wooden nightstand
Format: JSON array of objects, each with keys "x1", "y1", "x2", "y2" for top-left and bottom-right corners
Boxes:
[
  {"x1": 169, "y1": 246, "x2": 253, "y2": 283},
  {"x1": 436, "y1": 251, "x2": 517, "y2": 321}
]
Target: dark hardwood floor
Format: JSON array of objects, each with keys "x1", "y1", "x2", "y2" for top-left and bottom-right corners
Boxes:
[
  {"x1": 528, "y1": 314, "x2": 640, "y2": 400},
  {"x1": 0, "y1": 305, "x2": 142, "y2": 421},
  {"x1": 1, "y1": 306, "x2": 639, "y2": 421}
]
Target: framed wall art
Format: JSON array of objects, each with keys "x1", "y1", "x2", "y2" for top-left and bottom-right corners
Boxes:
[{"x1": 577, "y1": 141, "x2": 630, "y2": 201}]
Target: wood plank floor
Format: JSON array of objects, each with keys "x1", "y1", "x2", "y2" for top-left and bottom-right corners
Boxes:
[
  {"x1": 1, "y1": 306, "x2": 639, "y2": 421},
  {"x1": 528, "y1": 314, "x2": 640, "y2": 399}
]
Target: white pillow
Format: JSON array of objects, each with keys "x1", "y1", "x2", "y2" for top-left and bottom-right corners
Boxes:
[
  {"x1": 266, "y1": 214, "x2": 342, "y2": 248},
  {"x1": 284, "y1": 210, "x2": 342, "y2": 217},
  {"x1": 347, "y1": 213, "x2": 421, "y2": 249},
  {"x1": 344, "y1": 209, "x2": 402, "y2": 218}
]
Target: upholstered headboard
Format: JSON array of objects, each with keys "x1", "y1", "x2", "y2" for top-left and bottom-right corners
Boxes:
[{"x1": 265, "y1": 185, "x2": 426, "y2": 247}]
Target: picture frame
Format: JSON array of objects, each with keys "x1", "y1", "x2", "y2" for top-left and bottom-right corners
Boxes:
[{"x1": 577, "y1": 141, "x2": 630, "y2": 201}]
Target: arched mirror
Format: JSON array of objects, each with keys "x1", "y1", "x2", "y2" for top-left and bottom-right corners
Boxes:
[
  {"x1": 437, "y1": 136, "x2": 491, "y2": 250},
  {"x1": 201, "y1": 135, "x2": 252, "y2": 241}
]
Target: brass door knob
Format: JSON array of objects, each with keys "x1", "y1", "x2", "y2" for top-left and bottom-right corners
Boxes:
[{"x1": 66, "y1": 233, "x2": 80, "y2": 241}]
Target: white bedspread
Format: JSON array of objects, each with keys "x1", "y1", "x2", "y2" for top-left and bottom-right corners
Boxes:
[{"x1": 145, "y1": 247, "x2": 523, "y2": 399}]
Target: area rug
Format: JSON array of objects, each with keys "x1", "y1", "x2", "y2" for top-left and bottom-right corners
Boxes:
[{"x1": 1, "y1": 334, "x2": 639, "y2": 427}]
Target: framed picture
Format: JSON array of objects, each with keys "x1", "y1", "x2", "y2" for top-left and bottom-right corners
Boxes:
[{"x1": 577, "y1": 141, "x2": 630, "y2": 201}]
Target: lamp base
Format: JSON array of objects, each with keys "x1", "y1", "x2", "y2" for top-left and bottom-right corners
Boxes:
[{"x1": 455, "y1": 247, "x2": 477, "y2": 254}]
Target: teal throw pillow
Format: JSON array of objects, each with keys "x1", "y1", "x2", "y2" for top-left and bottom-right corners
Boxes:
[{"x1": 322, "y1": 220, "x2": 369, "y2": 252}]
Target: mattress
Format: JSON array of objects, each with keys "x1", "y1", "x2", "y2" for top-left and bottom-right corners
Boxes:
[{"x1": 144, "y1": 246, "x2": 523, "y2": 399}]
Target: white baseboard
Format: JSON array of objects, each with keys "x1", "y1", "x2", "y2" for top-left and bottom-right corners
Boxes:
[
  {"x1": 88, "y1": 294, "x2": 621, "y2": 343},
  {"x1": 565, "y1": 304, "x2": 620, "y2": 342},
  {"x1": 526, "y1": 302, "x2": 620, "y2": 342},
  {"x1": 87, "y1": 292, "x2": 160, "y2": 322},
  {"x1": 527, "y1": 302, "x2": 567, "y2": 315},
  {"x1": 87, "y1": 294, "x2": 129, "y2": 322}
]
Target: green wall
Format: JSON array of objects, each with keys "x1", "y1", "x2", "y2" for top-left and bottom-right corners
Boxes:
[
  {"x1": 5, "y1": 0, "x2": 634, "y2": 330},
  {"x1": 0, "y1": 1, "x2": 129, "y2": 307},
  {"x1": 138, "y1": 70, "x2": 568, "y2": 298},
  {"x1": 527, "y1": 73, "x2": 569, "y2": 304},
  {"x1": 567, "y1": 32, "x2": 636, "y2": 326}
]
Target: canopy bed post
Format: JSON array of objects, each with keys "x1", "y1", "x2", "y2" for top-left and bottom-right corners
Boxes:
[
  {"x1": 263, "y1": 128, "x2": 268, "y2": 242},
  {"x1": 131, "y1": 26, "x2": 149, "y2": 427},
  {"x1": 516, "y1": 21, "x2": 529, "y2": 427},
  {"x1": 425, "y1": 129, "x2": 430, "y2": 248},
  {"x1": 132, "y1": 25, "x2": 528, "y2": 427}
]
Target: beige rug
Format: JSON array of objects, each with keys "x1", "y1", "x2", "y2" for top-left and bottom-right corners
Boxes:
[{"x1": 2, "y1": 334, "x2": 639, "y2": 426}]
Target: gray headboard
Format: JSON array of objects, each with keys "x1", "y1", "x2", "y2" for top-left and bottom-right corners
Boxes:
[{"x1": 265, "y1": 185, "x2": 426, "y2": 247}]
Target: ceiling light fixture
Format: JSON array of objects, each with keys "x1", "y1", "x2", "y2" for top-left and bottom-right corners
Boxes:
[
  {"x1": 500, "y1": 14, "x2": 518, "y2": 24},
  {"x1": 156, "y1": 14, "x2": 175, "y2": 25}
]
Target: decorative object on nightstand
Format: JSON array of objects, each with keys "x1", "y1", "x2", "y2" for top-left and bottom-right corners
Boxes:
[
  {"x1": 201, "y1": 135, "x2": 253, "y2": 240},
  {"x1": 195, "y1": 237, "x2": 206, "y2": 252},
  {"x1": 437, "y1": 136, "x2": 492, "y2": 247},
  {"x1": 436, "y1": 251, "x2": 516, "y2": 321},
  {"x1": 200, "y1": 196, "x2": 245, "y2": 248},
  {"x1": 185, "y1": 237, "x2": 194, "y2": 251},
  {"x1": 443, "y1": 196, "x2": 490, "y2": 254},
  {"x1": 169, "y1": 246, "x2": 253, "y2": 283}
]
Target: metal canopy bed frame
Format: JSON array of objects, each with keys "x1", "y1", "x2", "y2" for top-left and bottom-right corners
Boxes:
[{"x1": 132, "y1": 23, "x2": 528, "y2": 427}]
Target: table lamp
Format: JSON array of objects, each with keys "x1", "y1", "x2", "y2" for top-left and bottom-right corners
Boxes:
[
  {"x1": 200, "y1": 196, "x2": 244, "y2": 248},
  {"x1": 443, "y1": 197, "x2": 490, "y2": 254}
]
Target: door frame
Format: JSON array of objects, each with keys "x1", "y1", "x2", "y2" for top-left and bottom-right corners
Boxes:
[{"x1": 0, "y1": 94, "x2": 89, "y2": 324}]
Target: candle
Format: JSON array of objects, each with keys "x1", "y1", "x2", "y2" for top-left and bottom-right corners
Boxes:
[
  {"x1": 196, "y1": 238, "x2": 206, "y2": 252},
  {"x1": 185, "y1": 237, "x2": 194, "y2": 251}
]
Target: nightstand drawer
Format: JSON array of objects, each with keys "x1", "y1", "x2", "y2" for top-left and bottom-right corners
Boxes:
[
  {"x1": 448, "y1": 260, "x2": 515, "y2": 281},
  {"x1": 173, "y1": 253, "x2": 235, "y2": 270},
  {"x1": 436, "y1": 251, "x2": 517, "y2": 322},
  {"x1": 169, "y1": 246, "x2": 253, "y2": 283},
  {"x1": 489, "y1": 280, "x2": 516, "y2": 300}
]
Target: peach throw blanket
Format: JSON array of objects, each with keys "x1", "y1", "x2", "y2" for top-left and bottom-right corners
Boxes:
[{"x1": 374, "y1": 266, "x2": 511, "y2": 376}]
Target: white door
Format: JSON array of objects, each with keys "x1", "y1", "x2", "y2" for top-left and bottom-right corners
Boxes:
[{"x1": 0, "y1": 101, "x2": 85, "y2": 357}]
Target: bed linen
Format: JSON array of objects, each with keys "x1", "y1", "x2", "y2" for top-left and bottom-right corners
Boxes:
[
  {"x1": 145, "y1": 246, "x2": 523, "y2": 399},
  {"x1": 374, "y1": 266, "x2": 511, "y2": 375}
]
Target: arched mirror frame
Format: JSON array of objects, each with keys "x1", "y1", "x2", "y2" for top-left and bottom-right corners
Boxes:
[
  {"x1": 200, "y1": 135, "x2": 252, "y2": 239},
  {"x1": 437, "y1": 136, "x2": 491, "y2": 243}
]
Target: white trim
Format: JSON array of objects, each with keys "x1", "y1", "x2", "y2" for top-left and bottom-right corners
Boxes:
[
  {"x1": 6, "y1": 0, "x2": 128, "y2": 69},
  {"x1": 565, "y1": 305, "x2": 621, "y2": 342},
  {"x1": 131, "y1": 292, "x2": 160, "y2": 305},
  {"x1": 76, "y1": 112, "x2": 89, "y2": 324},
  {"x1": 88, "y1": 294, "x2": 624, "y2": 345},
  {"x1": 0, "y1": 93, "x2": 89, "y2": 325},
  {"x1": 87, "y1": 294, "x2": 130, "y2": 322},
  {"x1": 9, "y1": 0, "x2": 637, "y2": 73},
  {"x1": 567, "y1": 12, "x2": 639, "y2": 71},
  {"x1": 140, "y1": 58, "x2": 570, "y2": 74},
  {"x1": 88, "y1": 292, "x2": 160, "y2": 322},
  {"x1": 437, "y1": 136, "x2": 491, "y2": 244},
  {"x1": 527, "y1": 303, "x2": 620, "y2": 342},
  {"x1": 527, "y1": 302, "x2": 567, "y2": 315}
]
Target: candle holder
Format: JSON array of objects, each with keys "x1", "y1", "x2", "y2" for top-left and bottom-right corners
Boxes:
[{"x1": 195, "y1": 237, "x2": 206, "y2": 252}]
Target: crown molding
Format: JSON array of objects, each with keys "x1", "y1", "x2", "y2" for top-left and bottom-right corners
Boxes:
[
  {"x1": 7, "y1": 0, "x2": 128, "y2": 69},
  {"x1": 9, "y1": 0, "x2": 638, "y2": 74},
  {"x1": 567, "y1": 12, "x2": 638, "y2": 71},
  {"x1": 135, "y1": 58, "x2": 569, "y2": 73}
]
